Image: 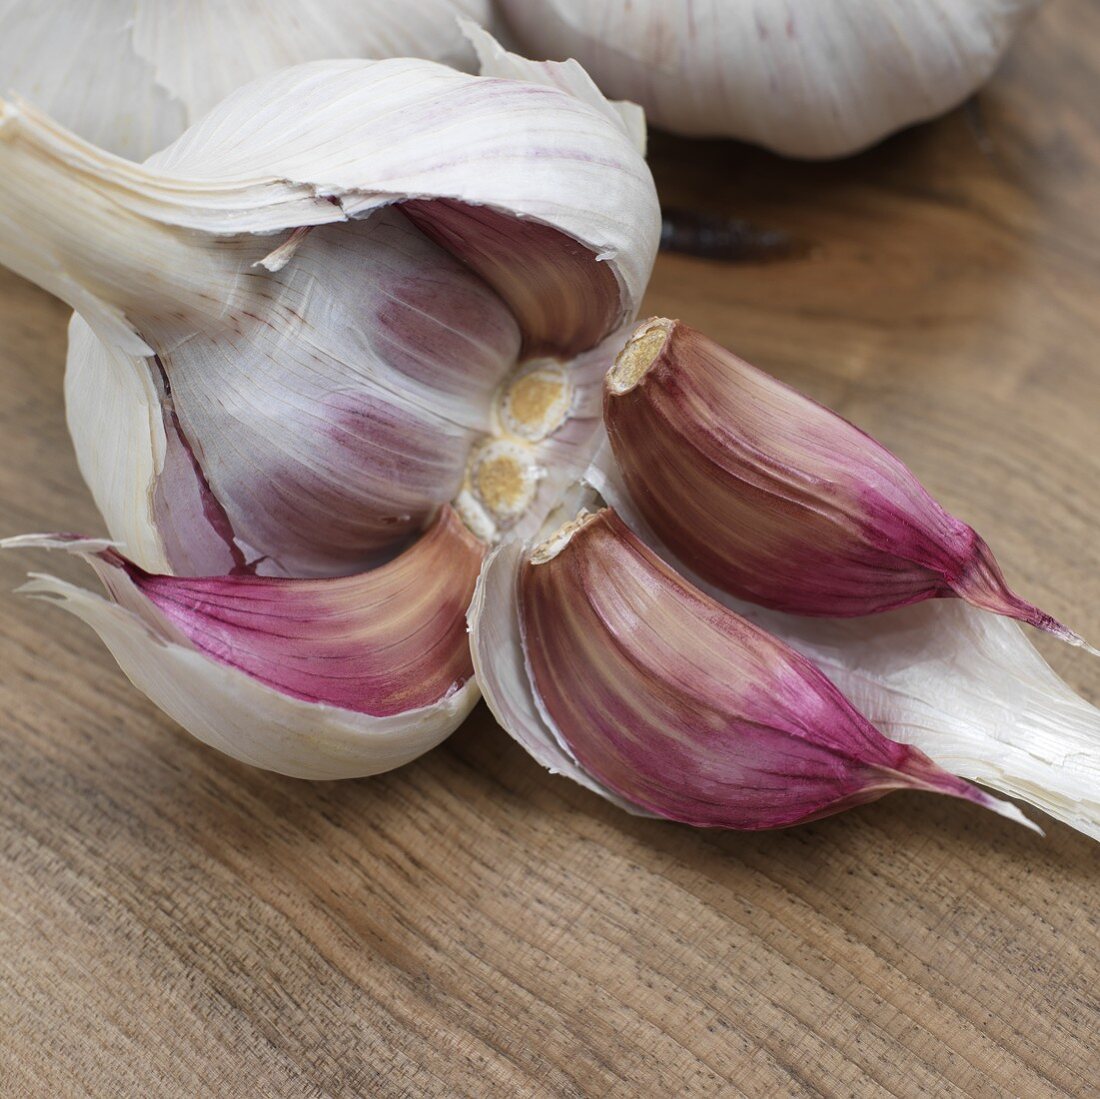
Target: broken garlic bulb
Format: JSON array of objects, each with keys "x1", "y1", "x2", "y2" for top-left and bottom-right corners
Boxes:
[
  {"x1": 2, "y1": 32, "x2": 1095, "y2": 846},
  {"x1": 0, "y1": 0, "x2": 495, "y2": 160},
  {"x1": 0, "y1": 31, "x2": 660, "y2": 777},
  {"x1": 497, "y1": 0, "x2": 1043, "y2": 157}
]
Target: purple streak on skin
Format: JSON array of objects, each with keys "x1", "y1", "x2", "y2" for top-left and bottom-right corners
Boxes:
[
  {"x1": 93, "y1": 507, "x2": 484, "y2": 717},
  {"x1": 520, "y1": 508, "x2": 1010, "y2": 830},
  {"x1": 604, "y1": 320, "x2": 1088, "y2": 646},
  {"x1": 368, "y1": 270, "x2": 521, "y2": 401}
]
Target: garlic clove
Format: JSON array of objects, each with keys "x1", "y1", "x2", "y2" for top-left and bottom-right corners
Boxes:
[
  {"x1": 603, "y1": 318, "x2": 1089, "y2": 647},
  {"x1": 64, "y1": 315, "x2": 175, "y2": 574},
  {"x1": 497, "y1": 0, "x2": 1042, "y2": 159},
  {"x1": 0, "y1": 508, "x2": 484, "y2": 778},
  {"x1": 402, "y1": 199, "x2": 621, "y2": 360},
  {"x1": 0, "y1": 0, "x2": 496, "y2": 161},
  {"x1": 473, "y1": 505, "x2": 1033, "y2": 831}
]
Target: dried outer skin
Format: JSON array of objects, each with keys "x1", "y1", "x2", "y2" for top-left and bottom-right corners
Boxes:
[
  {"x1": 604, "y1": 318, "x2": 1082, "y2": 644},
  {"x1": 516, "y1": 508, "x2": 1020, "y2": 830}
]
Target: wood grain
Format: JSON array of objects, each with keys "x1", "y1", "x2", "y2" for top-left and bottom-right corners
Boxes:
[{"x1": 1, "y1": 5, "x2": 1098, "y2": 1096}]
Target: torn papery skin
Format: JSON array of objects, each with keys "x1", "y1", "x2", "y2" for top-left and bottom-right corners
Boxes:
[
  {"x1": 0, "y1": 33, "x2": 660, "y2": 777},
  {"x1": 0, "y1": 0, "x2": 497, "y2": 160}
]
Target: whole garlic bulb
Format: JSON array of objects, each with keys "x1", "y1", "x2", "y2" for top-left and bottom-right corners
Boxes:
[
  {"x1": 497, "y1": 0, "x2": 1043, "y2": 158},
  {"x1": 0, "y1": 0, "x2": 494, "y2": 160}
]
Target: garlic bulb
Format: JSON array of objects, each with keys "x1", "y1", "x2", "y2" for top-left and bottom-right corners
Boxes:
[
  {"x1": 497, "y1": 0, "x2": 1043, "y2": 158},
  {"x1": 0, "y1": 32, "x2": 660, "y2": 777},
  {"x1": 3, "y1": 33, "x2": 1096, "y2": 844},
  {"x1": 0, "y1": 0, "x2": 494, "y2": 160}
]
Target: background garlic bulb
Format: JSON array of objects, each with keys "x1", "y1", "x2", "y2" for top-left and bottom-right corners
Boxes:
[
  {"x1": 0, "y1": 0, "x2": 493, "y2": 160},
  {"x1": 497, "y1": 0, "x2": 1043, "y2": 158}
]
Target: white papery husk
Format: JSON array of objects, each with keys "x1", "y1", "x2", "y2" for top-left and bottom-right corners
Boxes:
[
  {"x1": 0, "y1": 34, "x2": 660, "y2": 777},
  {"x1": 497, "y1": 0, "x2": 1043, "y2": 158},
  {"x1": 582, "y1": 438, "x2": 1099, "y2": 841},
  {"x1": 0, "y1": 0, "x2": 496, "y2": 160}
]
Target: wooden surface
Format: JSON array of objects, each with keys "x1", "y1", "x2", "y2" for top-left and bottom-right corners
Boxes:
[{"x1": 2, "y1": 6, "x2": 1099, "y2": 1096}]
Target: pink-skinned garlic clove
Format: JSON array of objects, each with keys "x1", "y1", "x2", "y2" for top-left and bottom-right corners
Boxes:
[
  {"x1": 603, "y1": 318, "x2": 1092, "y2": 649},
  {"x1": 1, "y1": 507, "x2": 485, "y2": 777},
  {"x1": 513, "y1": 506, "x2": 1034, "y2": 831}
]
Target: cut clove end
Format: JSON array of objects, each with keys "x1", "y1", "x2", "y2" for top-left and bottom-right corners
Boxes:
[{"x1": 607, "y1": 317, "x2": 674, "y2": 394}]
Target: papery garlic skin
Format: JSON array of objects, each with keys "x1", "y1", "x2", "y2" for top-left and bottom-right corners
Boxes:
[
  {"x1": 497, "y1": 0, "x2": 1042, "y2": 158},
  {"x1": 0, "y1": 39, "x2": 660, "y2": 776},
  {"x1": 754, "y1": 602, "x2": 1100, "y2": 843},
  {"x1": 0, "y1": 0, "x2": 495, "y2": 160},
  {"x1": 604, "y1": 318, "x2": 1086, "y2": 647},
  {"x1": 472, "y1": 506, "x2": 1032, "y2": 831}
]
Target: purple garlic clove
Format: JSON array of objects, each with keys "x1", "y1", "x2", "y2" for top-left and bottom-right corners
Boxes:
[
  {"x1": 603, "y1": 317, "x2": 1091, "y2": 648},
  {"x1": 512, "y1": 506, "x2": 1032, "y2": 831}
]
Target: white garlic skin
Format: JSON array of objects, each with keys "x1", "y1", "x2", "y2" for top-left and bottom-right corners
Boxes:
[
  {"x1": 0, "y1": 0, "x2": 494, "y2": 160},
  {"x1": 497, "y1": 0, "x2": 1043, "y2": 158}
]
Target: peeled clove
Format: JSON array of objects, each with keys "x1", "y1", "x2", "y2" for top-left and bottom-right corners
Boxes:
[
  {"x1": 475, "y1": 505, "x2": 1032, "y2": 830},
  {"x1": 603, "y1": 318, "x2": 1090, "y2": 648}
]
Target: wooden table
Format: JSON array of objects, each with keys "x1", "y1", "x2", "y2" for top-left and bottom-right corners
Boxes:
[{"x1": 1, "y1": 6, "x2": 1098, "y2": 1096}]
